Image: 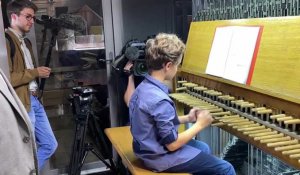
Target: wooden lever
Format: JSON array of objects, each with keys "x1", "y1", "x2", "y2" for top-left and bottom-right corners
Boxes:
[
  {"x1": 282, "y1": 149, "x2": 300, "y2": 155},
  {"x1": 270, "y1": 114, "x2": 286, "y2": 119},
  {"x1": 237, "y1": 126, "x2": 265, "y2": 131},
  {"x1": 251, "y1": 107, "x2": 266, "y2": 112},
  {"x1": 257, "y1": 109, "x2": 272, "y2": 114},
  {"x1": 275, "y1": 144, "x2": 300, "y2": 151},
  {"x1": 277, "y1": 116, "x2": 294, "y2": 122},
  {"x1": 243, "y1": 128, "x2": 272, "y2": 135},
  {"x1": 211, "y1": 122, "x2": 225, "y2": 127},
  {"x1": 248, "y1": 131, "x2": 277, "y2": 137},
  {"x1": 215, "y1": 115, "x2": 239, "y2": 120},
  {"x1": 260, "y1": 136, "x2": 291, "y2": 144},
  {"x1": 289, "y1": 153, "x2": 300, "y2": 159},
  {"x1": 231, "y1": 100, "x2": 244, "y2": 104},
  {"x1": 228, "y1": 121, "x2": 254, "y2": 126},
  {"x1": 211, "y1": 111, "x2": 231, "y2": 116},
  {"x1": 175, "y1": 87, "x2": 187, "y2": 91},
  {"x1": 284, "y1": 119, "x2": 300, "y2": 124},
  {"x1": 240, "y1": 103, "x2": 255, "y2": 107},
  {"x1": 177, "y1": 80, "x2": 187, "y2": 84},
  {"x1": 193, "y1": 86, "x2": 207, "y2": 91},
  {"x1": 218, "y1": 118, "x2": 243, "y2": 123},
  {"x1": 254, "y1": 133, "x2": 284, "y2": 141},
  {"x1": 232, "y1": 123, "x2": 259, "y2": 129},
  {"x1": 267, "y1": 140, "x2": 298, "y2": 147},
  {"x1": 207, "y1": 108, "x2": 223, "y2": 113}
]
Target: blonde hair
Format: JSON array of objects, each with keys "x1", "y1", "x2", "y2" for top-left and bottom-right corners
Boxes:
[{"x1": 145, "y1": 33, "x2": 185, "y2": 71}]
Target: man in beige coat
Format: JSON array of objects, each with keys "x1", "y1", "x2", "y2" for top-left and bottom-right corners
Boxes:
[{"x1": 0, "y1": 69, "x2": 38, "y2": 175}]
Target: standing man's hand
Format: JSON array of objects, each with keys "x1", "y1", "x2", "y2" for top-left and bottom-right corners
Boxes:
[{"x1": 37, "y1": 66, "x2": 51, "y2": 78}]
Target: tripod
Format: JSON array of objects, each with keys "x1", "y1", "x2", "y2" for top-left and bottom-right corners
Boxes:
[
  {"x1": 38, "y1": 27, "x2": 59, "y2": 99},
  {"x1": 69, "y1": 93, "x2": 116, "y2": 175}
]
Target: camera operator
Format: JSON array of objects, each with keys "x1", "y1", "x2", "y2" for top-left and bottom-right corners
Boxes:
[
  {"x1": 123, "y1": 60, "x2": 135, "y2": 106},
  {"x1": 111, "y1": 40, "x2": 146, "y2": 125},
  {"x1": 6, "y1": 0, "x2": 57, "y2": 171}
]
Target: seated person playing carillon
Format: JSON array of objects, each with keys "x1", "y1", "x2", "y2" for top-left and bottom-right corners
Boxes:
[{"x1": 129, "y1": 33, "x2": 236, "y2": 175}]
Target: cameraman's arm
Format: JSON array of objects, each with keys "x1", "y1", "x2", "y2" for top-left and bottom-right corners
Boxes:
[
  {"x1": 123, "y1": 61, "x2": 135, "y2": 106},
  {"x1": 124, "y1": 75, "x2": 135, "y2": 106}
]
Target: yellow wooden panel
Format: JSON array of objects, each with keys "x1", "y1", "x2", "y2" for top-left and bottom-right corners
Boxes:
[
  {"x1": 182, "y1": 17, "x2": 300, "y2": 100},
  {"x1": 175, "y1": 102, "x2": 186, "y2": 132}
]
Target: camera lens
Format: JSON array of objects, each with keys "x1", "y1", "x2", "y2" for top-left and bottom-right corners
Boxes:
[{"x1": 134, "y1": 61, "x2": 147, "y2": 76}]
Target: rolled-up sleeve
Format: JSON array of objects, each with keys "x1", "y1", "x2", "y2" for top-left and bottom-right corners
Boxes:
[{"x1": 152, "y1": 100, "x2": 178, "y2": 145}]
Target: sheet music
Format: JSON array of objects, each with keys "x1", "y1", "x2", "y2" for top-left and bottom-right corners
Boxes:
[
  {"x1": 205, "y1": 27, "x2": 233, "y2": 77},
  {"x1": 205, "y1": 26, "x2": 261, "y2": 84}
]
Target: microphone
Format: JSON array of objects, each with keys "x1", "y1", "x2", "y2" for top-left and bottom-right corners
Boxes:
[
  {"x1": 36, "y1": 14, "x2": 86, "y2": 32},
  {"x1": 125, "y1": 46, "x2": 140, "y2": 60},
  {"x1": 112, "y1": 46, "x2": 139, "y2": 72},
  {"x1": 58, "y1": 14, "x2": 86, "y2": 32}
]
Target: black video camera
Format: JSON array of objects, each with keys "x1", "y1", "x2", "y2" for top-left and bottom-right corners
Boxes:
[
  {"x1": 127, "y1": 41, "x2": 147, "y2": 76},
  {"x1": 112, "y1": 39, "x2": 147, "y2": 77},
  {"x1": 70, "y1": 86, "x2": 95, "y2": 107}
]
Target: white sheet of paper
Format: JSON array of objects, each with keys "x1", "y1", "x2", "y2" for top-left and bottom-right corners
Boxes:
[
  {"x1": 223, "y1": 26, "x2": 260, "y2": 84},
  {"x1": 205, "y1": 26, "x2": 260, "y2": 84},
  {"x1": 205, "y1": 27, "x2": 233, "y2": 77}
]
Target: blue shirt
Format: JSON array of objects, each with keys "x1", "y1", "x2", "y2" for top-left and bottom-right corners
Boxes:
[{"x1": 129, "y1": 74, "x2": 201, "y2": 172}]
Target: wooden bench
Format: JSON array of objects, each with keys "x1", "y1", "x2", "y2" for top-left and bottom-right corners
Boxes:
[{"x1": 105, "y1": 126, "x2": 190, "y2": 175}]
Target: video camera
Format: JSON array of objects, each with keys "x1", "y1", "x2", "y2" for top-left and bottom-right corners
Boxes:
[
  {"x1": 112, "y1": 39, "x2": 147, "y2": 76},
  {"x1": 68, "y1": 85, "x2": 116, "y2": 174},
  {"x1": 69, "y1": 86, "x2": 96, "y2": 111}
]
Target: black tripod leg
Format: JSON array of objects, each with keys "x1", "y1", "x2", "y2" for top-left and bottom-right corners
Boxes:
[
  {"x1": 69, "y1": 122, "x2": 82, "y2": 175},
  {"x1": 89, "y1": 114, "x2": 110, "y2": 157},
  {"x1": 108, "y1": 157, "x2": 118, "y2": 174},
  {"x1": 76, "y1": 149, "x2": 89, "y2": 174},
  {"x1": 90, "y1": 148, "x2": 117, "y2": 174}
]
